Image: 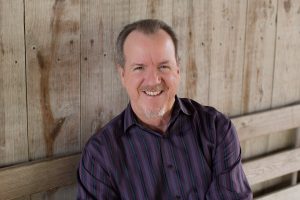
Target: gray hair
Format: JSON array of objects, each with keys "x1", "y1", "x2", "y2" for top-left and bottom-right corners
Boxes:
[{"x1": 115, "y1": 19, "x2": 178, "y2": 67}]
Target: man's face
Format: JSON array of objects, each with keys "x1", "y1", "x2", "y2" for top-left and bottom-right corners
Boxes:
[{"x1": 118, "y1": 29, "x2": 180, "y2": 122}]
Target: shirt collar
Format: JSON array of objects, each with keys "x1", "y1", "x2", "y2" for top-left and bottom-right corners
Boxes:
[{"x1": 123, "y1": 96, "x2": 191, "y2": 134}]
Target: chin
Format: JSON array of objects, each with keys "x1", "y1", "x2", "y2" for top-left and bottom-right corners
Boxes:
[{"x1": 143, "y1": 107, "x2": 166, "y2": 119}]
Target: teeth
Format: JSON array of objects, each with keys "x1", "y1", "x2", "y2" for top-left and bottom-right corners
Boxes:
[{"x1": 144, "y1": 91, "x2": 161, "y2": 96}]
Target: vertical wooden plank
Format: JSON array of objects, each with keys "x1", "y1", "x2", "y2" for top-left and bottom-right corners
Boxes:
[
  {"x1": 26, "y1": 0, "x2": 80, "y2": 160},
  {"x1": 241, "y1": 0, "x2": 278, "y2": 160},
  {"x1": 172, "y1": 0, "x2": 188, "y2": 100},
  {"x1": 81, "y1": 0, "x2": 129, "y2": 147},
  {"x1": 272, "y1": 0, "x2": 300, "y2": 108},
  {"x1": 184, "y1": 0, "x2": 211, "y2": 104},
  {"x1": 209, "y1": 0, "x2": 247, "y2": 116},
  {"x1": 242, "y1": 0, "x2": 277, "y2": 114},
  {"x1": 0, "y1": 0, "x2": 28, "y2": 166},
  {"x1": 252, "y1": 0, "x2": 300, "y2": 195},
  {"x1": 129, "y1": 0, "x2": 173, "y2": 26},
  {"x1": 30, "y1": 183, "x2": 77, "y2": 200},
  {"x1": 272, "y1": 0, "x2": 300, "y2": 184},
  {"x1": 129, "y1": 0, "x2": 147, "y2": 21},
  {"x1": 146, "y1": 0, "x2": 173, "y2": 24}
]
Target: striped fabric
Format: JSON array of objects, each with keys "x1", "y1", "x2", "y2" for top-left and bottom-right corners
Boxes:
[{"x1": 77, "y1": 97, "x2": 252, "y2": 200}]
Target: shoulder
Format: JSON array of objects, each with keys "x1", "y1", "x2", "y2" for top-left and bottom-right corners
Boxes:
[
  {"x1": 82, "y1": 110, "x2": 126, "y2": 163},
  {"x1": 179, "y1": 97, "x2": 235, "y2": 144},
  {"x1": 179, "y1": 97, "x2": 228, "y2": 122}
]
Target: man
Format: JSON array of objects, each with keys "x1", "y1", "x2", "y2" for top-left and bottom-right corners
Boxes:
[{"x1": 77, "y1": 19, "x2": 252, "y2": 200}]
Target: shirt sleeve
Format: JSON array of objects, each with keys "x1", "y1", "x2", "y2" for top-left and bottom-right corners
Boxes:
[
  {"x1": 206, "y1": 114, "x2": 253, "y2": 200},
  {"x1": 77, "y1": 146, "x2": 119, "y2": 200}
]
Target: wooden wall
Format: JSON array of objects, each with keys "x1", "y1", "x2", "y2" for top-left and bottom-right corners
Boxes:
[{"x1": 1, "y1": 0, "x2": 300, "y2": 199}]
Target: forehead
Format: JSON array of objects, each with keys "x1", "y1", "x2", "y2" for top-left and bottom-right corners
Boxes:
[{"x1": 123, "y1": 29, "x2": 176, "y2": 64}]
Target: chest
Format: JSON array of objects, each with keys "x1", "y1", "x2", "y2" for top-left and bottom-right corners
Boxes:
[{"x1": 110, "y1": 129, "x2": 213, "y2": 199}]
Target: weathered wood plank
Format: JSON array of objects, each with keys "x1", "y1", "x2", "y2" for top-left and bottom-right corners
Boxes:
[
  {"x1": 291, "y1": 128, "x2": 300, "y2": 185},
  {"x1": 128, "y1": 0, "x2": 147, "y2": 21},
  {"x1": 242, "y1": 0, "x2": 276, "y2": 113},
  {"x1": 80, "y1": 0, "x2": 129, "y2": 147},
  {"x1": 0, "y1": 0, "x2": 28, "y2": 166},
  {"x1": 267, "y1": 0, "x2": 300, "y2": 189},
  {"x1": 12, "y1": 196, "x2": 30, "y2": 200},
  {"x1": 172, "y1": 0, "x2": 189, "y2": 100},
  {"x1": 25, "y1": 0, "x2": 80, "y2": 159},
  {"x1": 0, "y1": 154, "x2": 80, "y2": 200},
  {"x1": 232, "y1": 103, "x2": 300, "y2": 141},
  {"x1": 243, "y1": 148, "x2": 300, "y2": 185},
  {"x1": 208, "y1": 0, "x2": 247, "y2": 116},
  {"x1": 182, "y1": 0, "x2": 210, "y2": 105},
  {"x1": 146, "y1": 0, "x2": 173, "y2": 24},
  {"x1": 272, "y1": 0, "x2": 300, "y2": 108},
  {"x1": 30, "y1": 183, "x2": 77, "y2": 200},
  {"x1": 255, "y1": 184, "x2": 300, "y2": 200}
]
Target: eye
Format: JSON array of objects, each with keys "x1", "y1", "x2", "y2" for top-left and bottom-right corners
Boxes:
[
  {"x1": 132, "y1": 65, "x2": 144, "y2": 71},
  {"x1": 159, "y1": 65, "x2": 170, "y2": 71}
]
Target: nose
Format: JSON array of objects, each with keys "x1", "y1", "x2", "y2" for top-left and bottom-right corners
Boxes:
[{"x1": 144, "y1": 67, "x2": 161, "y2": 85}]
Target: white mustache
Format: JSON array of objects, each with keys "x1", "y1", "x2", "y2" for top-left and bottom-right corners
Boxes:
[{"x1": 139, "y1": 84, "x2": 165, "y2": 92}]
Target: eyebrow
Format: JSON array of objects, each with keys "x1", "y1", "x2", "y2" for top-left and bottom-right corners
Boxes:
[
  {"x1": 129, "y1": 63, "x2": 145, "y2": 67},
  {"x1": 129, "y1": 60, "x2": 171, "y2": 68},
  {"x1": 158, "y1": 60, "x2": 170, "y2": 65}
]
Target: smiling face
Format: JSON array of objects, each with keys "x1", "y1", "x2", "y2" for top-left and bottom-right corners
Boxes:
[{"x1": 118, "y1": 29, "x2": 180, "y2": 125}]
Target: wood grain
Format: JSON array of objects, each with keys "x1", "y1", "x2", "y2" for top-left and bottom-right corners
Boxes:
[
  {"x1": 129, "y1": 0, "x2": 147, "y2": 21},
  {"x1": 208, "y1": 0, "x2": 247, "y2": 116},
  {"x1": 30, "y1": 183, "x2": 77, "y2": 200},
  {"x1": 0, "y1": 154, "x2": 80, "y2": 200},
  {"x1": 183, "y1": 0, "x2": 210, "y2": 105},
  {"x1": 242, "y1": 0, "x2": 276, "y2": 114},
  {"x1": 244, "y1": 148, "x2": 300, "y2": 185},
  {"x1": 255, "y1": 184, "x2": 300, "y2": 200},
  {"x1": 80, "y1": 0, "x2": 129, "y2": 147},
  {"x1": 291, "y1": 128, "x2": 300, "y2": 185},
  {"x1": 0, "y1": 0, "x2": 28, "y2": 166},
  {"x1": 272, "y1": 0, "x2": 300, "y2": 108},
  {"x1": 240, "y1": 3, "x2": 278, "y2": 191},
  {"x1": 146, "y1": 0, "x2": 173, "y2": 24},
  {"x1": 232, "y1": 103, "x2": 300, "y2": 141},
  {"x1": 266, "y1": 0, "x2": 300, "y2": 193},
  {"x1": 25, "y1": 0, "x2": 80, "y2": 159}
]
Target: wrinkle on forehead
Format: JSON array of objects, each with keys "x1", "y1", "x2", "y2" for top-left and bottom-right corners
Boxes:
[{"x1": 123, "y1": 30, "x2": 177, "y2": 68}]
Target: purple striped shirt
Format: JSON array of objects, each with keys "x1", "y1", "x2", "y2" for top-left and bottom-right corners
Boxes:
[{"x1": 77, "y1": 97, "x2": 252, "y2": 199}]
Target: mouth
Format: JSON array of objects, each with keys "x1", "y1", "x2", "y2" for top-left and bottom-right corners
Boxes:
[{"x1": 143, "y1": 90, "x2": 163, "y2": 96}]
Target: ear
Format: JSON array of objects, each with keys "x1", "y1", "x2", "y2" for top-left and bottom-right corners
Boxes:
[
  {"x1": 117, "y1": 64, "x2": 125, "y2": 86},
  {"x1": 176, "y1": 57, "x2": 180, "y2": 75},
  {"x1": 176, "y1": 63, "x2": 180, "y2": 76}
]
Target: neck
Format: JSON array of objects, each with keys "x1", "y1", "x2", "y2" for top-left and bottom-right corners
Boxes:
[{"x1": 137, "y1": 112, "x2": 171, "y2": 134}]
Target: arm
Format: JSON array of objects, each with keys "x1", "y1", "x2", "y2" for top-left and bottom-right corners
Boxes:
[
  {"x1": 77, "y1": 147, "x2": 119, "y2": 200},
  {"x1": 206, "y1": 114, "x2": 253, "y2": 200}
]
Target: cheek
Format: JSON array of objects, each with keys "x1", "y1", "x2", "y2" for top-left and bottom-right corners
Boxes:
[
  {"x1": 124, "y1": 76, "x2": 142, "y2": 93},
  {"x1": 166, "y1": 74, "x2": 180, "y2": 89}
]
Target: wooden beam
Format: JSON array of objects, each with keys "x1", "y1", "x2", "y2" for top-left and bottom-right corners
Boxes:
[
  {"x1": 0, "y1": 154, "x2": 80, "y2": 200},
  {"x1": 243, "y1": 148, "x2": 300, "y2": 185},
  {"x1": 291, "y1": 128, "x2": 300, "y2": 185},
  {"x1": 255, "y1": 184, "x2": 300, "y2": 200},
  {"x1": 232, "y1": 103, "x2": 300, "y2": 141}
]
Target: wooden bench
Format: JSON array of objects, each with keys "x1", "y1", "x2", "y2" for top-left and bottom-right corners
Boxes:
[
  {"x1": 232, "y1": 103, "x2": 300, "y2": 199},
  {"x1": 0, "y1": 103, "x2": 299, "y2": 199}
]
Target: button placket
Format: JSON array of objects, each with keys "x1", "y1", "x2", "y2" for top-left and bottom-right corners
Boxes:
[{"x1": 160, "y1": 137, "x2": 180, "y2": 197}]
